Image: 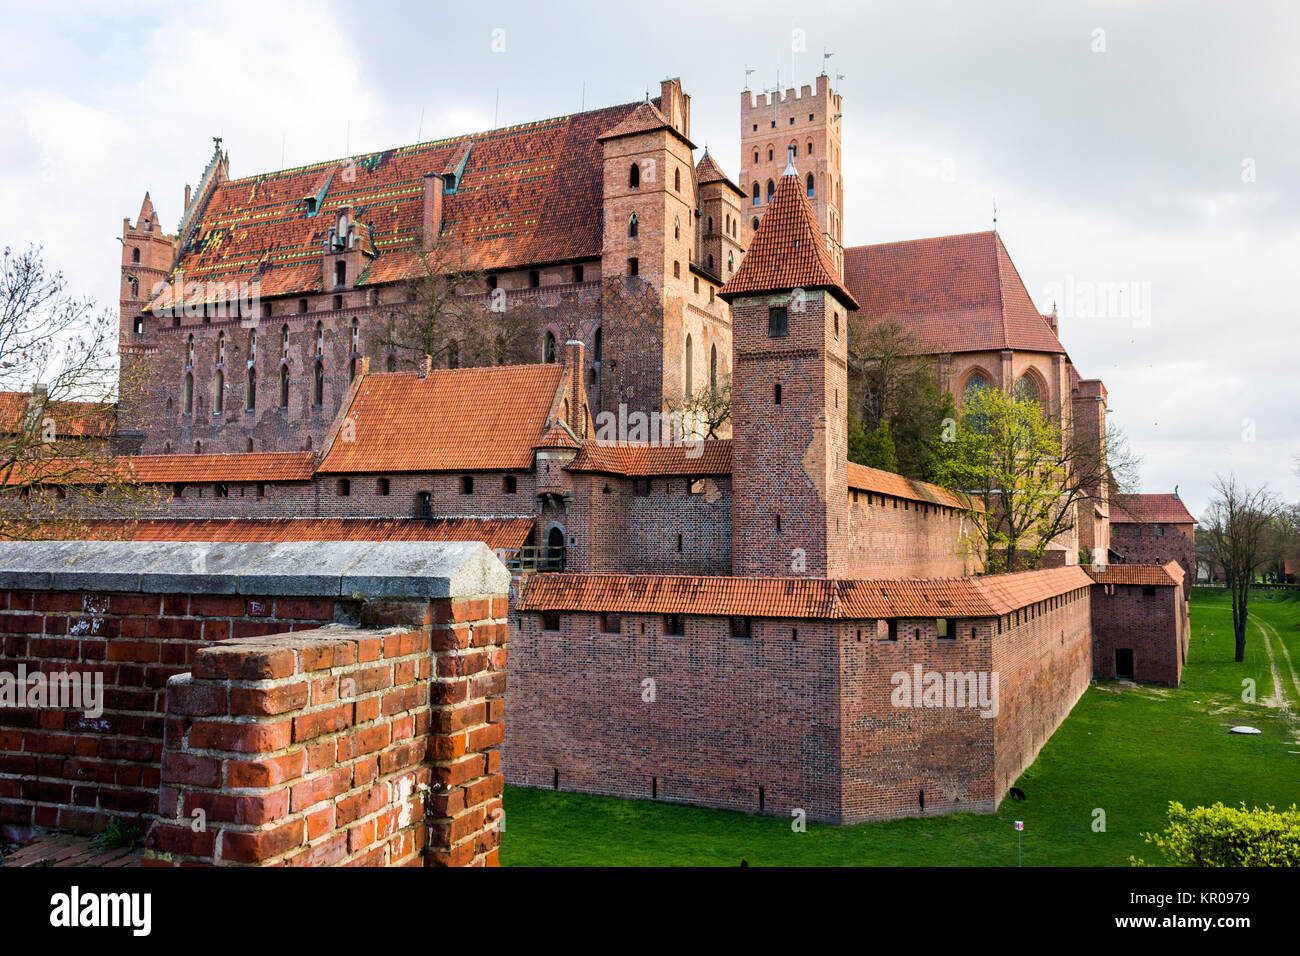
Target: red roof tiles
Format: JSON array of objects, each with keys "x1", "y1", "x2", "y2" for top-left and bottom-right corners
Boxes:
[
  {"x1": 1084, "y1": 563, "x2": 1182, "y2": 587},
  {"x1": 0, "y1": 392, "x2": 115, "y2": 438},
  {"x1": 534, "y1": 420, "x2": 581, "y2": 449},
  {"x1": 720, "y1": 168, "x2": 858, "y2": 310},
  {"x1": 147, "y1": 100, "x2": 647, "y2": 311},
  {"x1": 842, "y1": 231, "x2": 1065, "y2": 355},
  {"x1": 567, "y1": 440, "x2": 733, "y2": 476},
  {"x1": 597, "y1": 101, "x2": 694, "y2": 147},
  {"x1": 519, "y1": 566, "x2": 1092, "y2": 619},
  {"x1": 1110, "y1": 493, "x2": 1197, "y2": 525},
  {"x1": 318, "y1": 364, "x2": 565, "y2": 473},
  {"x1": 695, "y1": 151, "x2": 743, "y2": 195},
  {"x1": 122, "y1": 452, "x2": 316, "y2": 483},
  {"x1": 21, "y1": 517, "x2": 533, "y2": 551},
  {"x1": 846, "y1": 461, "x2": 980, "y2": 511}
]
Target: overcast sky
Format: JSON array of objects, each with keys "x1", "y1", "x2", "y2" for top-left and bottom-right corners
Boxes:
[{"x1": 1, "y1": 0, "x2": 1296, "y2": 518}]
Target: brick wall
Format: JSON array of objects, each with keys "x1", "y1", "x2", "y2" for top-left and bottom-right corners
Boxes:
[
  {"x1": 1110, "y1": 523, "x2": 1196, "y2": 600},
  {"x1": 1089, "y1": 581, "x2": 1186, "y2": 686},
  {"x1": 845, "y1": 490, "x2": 972, "y2": 579},
  {"x1": 0, "y1": 539, "x2": 510, "y2": 866}
]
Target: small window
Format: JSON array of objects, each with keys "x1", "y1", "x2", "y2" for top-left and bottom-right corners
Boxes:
[
  {"x1": 529, "y1": 270, "x2": 540, "y2": 288},
  {"x1": 215, "y1": 483, "x2": 229, "y2": 499},
  {"x1": 332, "y1": 294, "x2": 342, "y2": 310},
  {"x1": 298, "y1": 298, "x2": 308, "y2": 313},
  {"x1": 1142, "y1": 585, "x2": 1157, "y2": 597},
  {"x1": 674, "y1": 167, "x2": 681, "y2": 191},
  {"x1": 629, "y1": 163, "x2": 640, "y2": 188},
  {"x1": 673, "y1": 261, "x2": 680, "y2": 278},
  {"x1": 937, "y1": 618, "x2": 955, "y2": 640},
  {"x1": 377, "y1": 477, "x2": 391, "y2": 496},
  {"x1": 459, "y1": 475, "x2": 474, "y2": 494},
  {"x1": 774, "y1": 383, "x2": 782, "y2": 405},
  {"x1": 730, "y1": 616, "x2": 751, "y2": 639},
  {"x1": 769, "y1": 306, "x2": 788, "y2": 337},
  {"x1": 688, "y1": 479, "x2": 705, "y2": 494},
  {"x1": 600, "y1": 612, "x2": 621, "y2": 634},
  {"x1": 504, "y1": 475, "x2": 518, "y2": 493},
  {"x1": 132, "y1": 247, "x2": 140, "y2": 263},
  {"x1": 337, "y1": 478, "x2": 351, "y2": 496},
  {"x1": 628, "y1": 213, "x2": 639, "y2": 238},
  {"x1": 628, "y1": 257, "x2": 639, "y2": 276},
  {"x1": 572, "y1": 265, "x2": 584, "y2": 283},
  {"x1": 256, "y1": 483, "x2": 266, "y2": 498},
  {"x1": 664, "y1": 614, "x2": 685, "y2": 636},
  {"x1": 886, "y1": 620, "x2": 899, "y2": 642},
  {"x1": 752, "y1": 182, "x2": 760, "y2": 206},
  {"x1": 487, "y1": 275, "x2": 497, "y2": 291},
  {"x1": 335, "y1": 260, "x2": 346, "y2": 287},
  {"x1": 172, "y1": 483, "x2": 185, "y2": 499},
  {"x1": 634, "y1": 478, "x2": 651, "y2": 496},
  {"x1": 541, "y1": 611, "x2": 561, "y2": 632},
  {"x1": 133, "y1": 316, "x2": 145, "y2": 335}
]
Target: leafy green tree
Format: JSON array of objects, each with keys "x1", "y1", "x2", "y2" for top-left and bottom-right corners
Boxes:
[
  {"x1": 851, "y1": 417, "x2": 898, "y2": 473},
  {"x1": 1133, "y1": 802, "x2": 1300, "y2": 867}
]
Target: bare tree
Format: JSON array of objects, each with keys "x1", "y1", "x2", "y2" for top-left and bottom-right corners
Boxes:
[
  {"x1": 1202, "y1": 475, "x2": 1281, "y2": 662},
  {"x1": 665, "y1": 374, "x2": 731, "y2": 440},
  {"x1": 0, "y1": 244, "x2": 158, "y2": 539},
  {"x1": 377, "y1": 238, "x2": 543, "y2": 369}
]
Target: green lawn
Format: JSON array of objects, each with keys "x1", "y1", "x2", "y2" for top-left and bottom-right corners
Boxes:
[{"x1": 499, "y1": 588, "x2": 1300, "y2": 866}]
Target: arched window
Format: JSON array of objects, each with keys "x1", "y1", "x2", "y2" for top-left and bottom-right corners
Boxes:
[
  {"x1": 213, "y1": 369, "x2": 224, "y2": 413},
  {"x1": 707, "y1": 254, "x2": 714, "y2": 270},
  {"x1": 543, "y1": 331, "x2": 557, "y2": 364},
  {"x1": 674, "y1": 167, "x2": 681, "y2": 191},
  {"x1": 248, "y1": 329, "x2": 257, "y2": 360},
  {"x1": 752, "y1": 217, "x2": 759, "y2": 230},
  {"x1": 132, "y1": 247, "x2": 140, "y2": 264},
  {"x1": 194, "y1": 440, "x2": 202, "y2": 454},
  {"x1": 186, "y1": 334, "x2": 194, "y2": 366},
  {"x1": 766, "y1": 179, "x2": 775, "y2": 200},
  {"x1": 279, "y1": 365, "x2": 290, "y2": 408},
  {"x1": 281, "y1": 325, "x2": 289, "y2": 359},
  {"x1": 350, "y1": 316, "x2": 359, "y2": 352},
  {"x1": 727, "y1": 251, "x2": 734, "y2": 274},
  {"x1": 807, "y1": 173, "x2": 815, "y2": 199},
  {"x1": 708, "y1": 216, "x2": 713, "y2": 234},
  {"x1": 674, "y1": 216, "x2": 680, "y2": 240},
  {"x1": 628, "y1": 213, "x2": 638, "y2": 238},
  {"x1": 593, "y1": 327, "x2": 602, "y2": 362},
  {"x1": 315, "y1": 321, "x2": 324, "y2": 355},
  {"x1": 246, "y1": 366, "x2": 256, "y2": 411},
  {"x1": 312, "y1": 360, "x2": 324, "y2": 406},
  {"x1": 753, "y1": 150, "x2": 759, "y2": 165},
  {"x1": 684, "y1": 334, "x2": 693, "y2": 398},
  {"x1": 673, "y1": 261, "x2": 680, "y2": 278},
  {"x1": 1014, "y1": 373, "x2": 1043, "y2": 408},
  {"x1": 217, "y1": 331, "x2": 225, "y2": 364},
  {"x1": 752, "y1": 182, "x2": 760, "y2": 206},
  {"x1": 710, "y1": 344, "x2": 718, "y2": 394},
  {"x1": 127, "y1": 275, "x2": 138, "y2": 297},
  {"x1": 183, "y1": 372, "x2": 194, "y2": 415},
  {"x1": 629, "y1": 163, "x2": 640, "y2": 188}
]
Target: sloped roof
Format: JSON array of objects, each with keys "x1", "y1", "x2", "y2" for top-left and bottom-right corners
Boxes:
[
  {"x1": 720, "y1": 166, "x2": 858, "y2": 310},
  {"x1": 534, "y1": 420, "x2": 581, "y2": 449},
  {"x1": 847, "y1": 461, "x2": 981, "y2": 511},
  {"x1": 519, "y1": 566, "x2": 1092, "y2": 619},
  {"x1": 20, "y1": 516, "x2": 534, "y2": 551},
  {"x1": 0, "y1": 392, "x2": 115, "y2": 438},
  {"x1": 318, "y1": 364, "x2": 565, "y2": 473},
  {"x1": 1110, "y1": 493, "x2": 1197, "y2": 525},
  {"x1": 695, "y1": 151, "x2": 743, "y2": 195},
  {"x1": 1084, "y1": 563, "x2": 1182, "y2": 587},
  {"x1": 597, "y1": 100, "x2": 694, "y2": 147},
  {"x1": 842, "y1": 231, "x2": 1065, "y2": 354},
  {"x1": 567, "y1": 440, "x2": 733, "y2": 476},
  {"x1": 122, "y1": 452, "x2": 316, "y2": 483},
  {"x1": 146, "y1": 100, "x2": 646, "y2": 311}
]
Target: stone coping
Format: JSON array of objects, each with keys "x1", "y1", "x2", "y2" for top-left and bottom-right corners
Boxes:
[{"x1": 0, "y1": 539, "x2": 509, "y2": 599}]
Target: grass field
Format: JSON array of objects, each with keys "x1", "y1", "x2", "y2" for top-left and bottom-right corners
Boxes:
[{"x1": 498, "y1": 587, "x2": 1300, "y2": 866}]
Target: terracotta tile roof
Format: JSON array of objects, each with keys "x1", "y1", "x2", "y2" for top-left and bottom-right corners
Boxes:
[
  {"x1": 1084, "y1": 563, "x2": 1181, "y2": 587},
  {"x1": 567, "y1": 440, "x2": 733, "y2": 476},
  {"x1": 1110, "y1": 493, "x2": 1197, "y2": 525},
  {"x1": 0, "y1": 392, "x2": 115, "y2": 438},
  {"x1": 146, "y1": 100, "x2": 646, "y2": 311},
  {"x1": 842, "y1": 231, "x2": 1065, "y2": 355},
  {"x1": 597, "y1": 101, "x2": 694, "y2": 147},
  {"x1": 846, "y1": 461, "x2": 981, "y2": 511},
  {"x1": 21, "y1": 516, "x2": 534, "y2": 551},
  {"x1": 720, "y1": 167, "x2": 858, "y2": 310},
  {"x1": 318, "y1": 364, "x2": 564, "y2": 473},
  {"x1": 519, "y1": 566, "x2": 1092, "y2": 619},
  {"x1": 534, "y1": 420, "x2": 580, "y2": 449},
  {"x1": 122, "y1": 452, "x2": 317, "y2": 483},
  {"x1": 695, "y1": 151, "x2": 743, "y2": 195}
]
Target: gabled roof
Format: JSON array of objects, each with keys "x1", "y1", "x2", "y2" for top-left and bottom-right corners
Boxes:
[
  {"x1": 535, "y1": 419, "x2": 581, "y2": 449},
  {"x1": 597, "y1": 100, "x2": 694, "y2": 148},
  {"x1": 720, "y1": 165, "x2": 858, "y2": 310},
  {"x1": 318, "y1": 364, "x2": 565, "y2": 473},
  {"x1": 0, "y1": 392, "x2": 115, "y2": 438},
  {"x1": 846, "y1": 461, "x2": 981, "y2": 511},
  {"x1": 21, "y1": 516, "x2": 534, "y2": 551},
  {"x1": 567, "y1": 440, "x2": 733, "y2": 476},
  {"x1": 518, "y1": 566, "x2": 1092, "y2": 619},
  {"x1": 146, "y1": 100, "x2": 646, "y2": 311},
  {"x1": 842, "y1": 231, "x2": 1065, "y2": 355},
  {"x1": 1110, "y1": 493, "x2": 1197, "y2": 525}
]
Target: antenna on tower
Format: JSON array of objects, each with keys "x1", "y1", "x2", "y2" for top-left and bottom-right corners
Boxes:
[
  {"x1": 493, "y1": 88, "x2": 500, "y2": 130},
  {"x1": 992, "y1": 197, "x2": 998, "y2": 231},
  {"x1": 822, "y1": 48, "x2": 834, "y2": 76},
  {"x1": 744, "y1": 66, "x2": 755, "y2": 90},
  {"x1": 417, "y1": 107, "x2": 424, "y2": 142}
]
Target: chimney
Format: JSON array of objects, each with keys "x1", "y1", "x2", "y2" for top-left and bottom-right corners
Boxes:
[
  {"x1": 660, "y1": 78, "x2": 689, "y2": 138},
  {"x1": 418, "y1": 355, "x2": 432, "y2": 379},
  {"x1": 422, "y1": 174, "x2": 445, "y2": 249},
  {"x1": 565, "y1": 339, "x2": 586, "y2": 435},
  {"x1": 184, "y1": 184, "x2": 192, "y2": 210}
]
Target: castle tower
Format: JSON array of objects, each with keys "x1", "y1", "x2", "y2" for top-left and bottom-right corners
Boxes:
[
  {"x1": 694, "y1": 149, "x2": 747, "y2": 283},
  {"x1": 119, "y1": 192, "x2": 176, "y2": 348},
  {"x1": 739, "y1": 73, "x2": 844, "y2": 277},
  {"x1": 720, "y1": 161, "x2": 859, "y2": 577}
]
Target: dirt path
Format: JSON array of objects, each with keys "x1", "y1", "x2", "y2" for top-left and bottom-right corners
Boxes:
[{"x1": 1253, "y1": 616, "x2": 1296, "y2": 720}]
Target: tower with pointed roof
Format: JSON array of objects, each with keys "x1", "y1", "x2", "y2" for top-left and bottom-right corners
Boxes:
[
  {"x1": 740, "y1": 72, "x2": 845, "y2": 277},
  {"x1": 720, "y1": 162, "x2": 859, "y2": 577},
  {"x1": 118, "y1": 193, "x2": 177, "y2": 445}
]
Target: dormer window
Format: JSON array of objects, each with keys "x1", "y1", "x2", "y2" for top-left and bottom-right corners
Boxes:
[
  {"x1": 442, "y1": 173, "x2": 456, "y2": 192},
  {"x1": 304, "y1": 196, "x2": 317, "y2": 214}
]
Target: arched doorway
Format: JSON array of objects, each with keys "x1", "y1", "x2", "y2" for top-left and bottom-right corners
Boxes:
[{"x1": 545, "y1": 526, "x2": 566, "y2": 571}]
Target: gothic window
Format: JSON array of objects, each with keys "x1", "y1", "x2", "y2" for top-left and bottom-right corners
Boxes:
[
  {"x1": 315, "y1": 321, "x2": 324, "y2": 355},
  {"x1": 710, "y1": 344, "x2": 718, "y2": 394},
  {"x1": 807, "y1": 141, "x2": 813, "y2": 156},
  {"x1": 628, "y1": 213, "x2": 638, "y2": 238},
  {"x1": 674, "y1": 167, "x2": 681, "y2": 191},
  {"x1": 213, "y1": 369, "x2": 224, "y2": 413},
  {"x1": 594, "y1": 326, "x2": 602, "y2": 362},
  {"x1": 249, "y1": 329, "x2": 257, "y2": 360},
  {"x1": 752, "y1": 182, "x2": 760, "y2": 206},
  {"x1": 629, "y1": 163, "x2": 640, "y2": 188},
  {"x1": 674, "y1": 216, "x2": 680, "y2": 239},
  {"x1": 279, "y1": 365, "x2": 290, "y2": 407},
  {"x1": 246, "y1": 366, "x2": 256, "y2": 411},
  {"x1": 543, "y1": 331, "x2": 557, "y2": 364},
  {"x1": 728, "y1": 251, "x2": 734, "y2": 274},
  {"x1": 673, "y1": 261, "x2": 680, "y2": 278},
  {"x1": 183, "y1": 373, "x2": 194, "y2": 415},
  {"x1": 127, "y1": 275, "x2": 138, "y2": 297},
  {"x1": 684, "y1": 335, "x2": 693, "y2": 398},
  {"x1": 965, "y1": 372, "x2": 991, "y2": 401},
  {"x1": 807, "y1": 173, "x2": 815, "y2": 199},
  {"x1": 132, "y1": 247, "x2": 140, "y2": 263},
  {"x1": 708, "y1": 216, "x2": 713, "y2": 234},
  {"x1": 766, "y1": 179, "x2": 775, "y2": 201},
  {"x1": 186, "y1": 334, "x2": 194, "y2": 365},
  {"x1": 281, "y1": 324, "x2": 289, "y2": 359},
  {"x1": 753, "y1": 150, "x2": 759, "y2": 164},
  {"x1": 216, "y1": 332, "x2": 225, "y2": 364},
  {"x1": 768, "y1": 147, "x2": 774, "y2": 161},
  {"x1": 350, "y1": 316, "x2": 359, "y2": 352},
  {"x1": 752, "y1": 217, "x2": 759, "y2": 230},
  {"x1": 1014, "y1": 373, "x2": 1043, "y2": 408},
  {"x1": 312, "y1": 360, "x2": 324, "y2": 406}
]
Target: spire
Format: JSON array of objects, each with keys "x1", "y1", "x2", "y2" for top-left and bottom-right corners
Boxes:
[{"x1": 783, "y1": 153, "x2": 797, "y2": 177}]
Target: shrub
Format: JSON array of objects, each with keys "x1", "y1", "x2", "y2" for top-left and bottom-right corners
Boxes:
[{"x1": 1133, "y1": 801, "x2": 1300, "y2": 866}]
